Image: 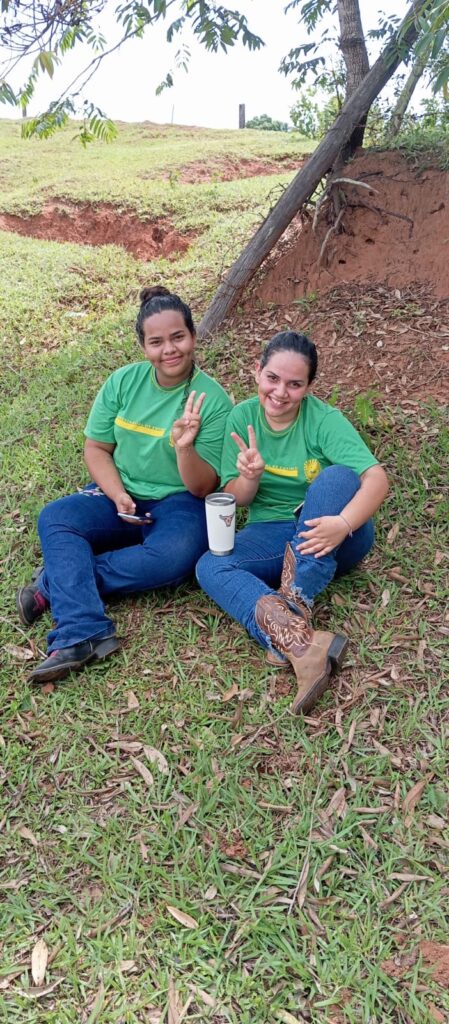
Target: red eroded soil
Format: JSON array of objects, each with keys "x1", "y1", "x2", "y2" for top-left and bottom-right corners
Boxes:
[
  {"x1": 254, "y1": 150, "x2": 449, "y2": 304},
  {"x1": 0, "y1": 201, "x2": 193, "y2": 261},
  {"x1": 176, "y1": 154, "x2": 304, "y2": 183}
]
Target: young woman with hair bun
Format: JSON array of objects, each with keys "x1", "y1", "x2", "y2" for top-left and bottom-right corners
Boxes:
[
  {"x1": 18, "y1": 286, "x2": 232, "y2": 684},
  {"x1": 197, "y1": 330, "x2": 389, "y2": 715}
]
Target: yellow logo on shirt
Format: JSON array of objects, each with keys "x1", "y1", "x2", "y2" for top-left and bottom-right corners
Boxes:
[
  {"x1": 304, "y1": 458, "x2": 322, "y2": 482},
  {"x1": 115, "y1": 416, "x2": 165, "y2": 438},
  {"x1": 265, "y1": 464, "x2": 298, "y2": 479}
]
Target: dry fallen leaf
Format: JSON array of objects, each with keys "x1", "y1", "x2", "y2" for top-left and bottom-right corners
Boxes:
[
  {"x1": 108, "y1": 740, "x2": 142, "y2": 753},
  {"x1": 126, "y1": 690, "x2": 140, "y2": 710},
  {"x1": 175, "y1": 801, "x2": 199, "y2": 831},
  {"x1": 168, "y1": 976, "x2": 180, "y2": 1024},
  {"x1": 143, "y1": 745, "x2": 169, "y2": 775},
  {"x1": 417, "y1": 639, "x2": 427, "y2": 670},
  {"x1": 389, "y1": 872, "x2": 431, "y2": 882},
  {"x1": 130, "y1": 756, "x2": 154, "y2": 788},
  {"x1": 0, "y1": 878, "x2": 28, "y2": 891},
  {"x1": 188, "y1": 984, "x2": 216, "y2": 1008},
  {"x1": 221, "y1": 681, "x2": 239, "y2": 702},
  {"x1": 380, "y1": 882, "x2": 408, "y2": 908},
  {"x1": 427, "y1": 813, "x2": 447, "y2": 830},
  {"x1": 358, "y1": 825, "x2": 378, "y2": 851},
  {"x1": 276, "y1": 1011, "x2": 306, "y2": 1024},
  {"x1": 18, "y1": 826, "x2": 39, "y2": 847},
  {"x1": 387, "y1": 523, "x2": 400, "y2": 544},
  {"x1": 19, "y1": 977, "x2": 63, "y2": 999},
  {"x1": 372, "y1": 739, "x2": 402, "y2": 768},
  {"x1": 402, "y1": 775, "x2": 432, "y2": 824},
  {"x1": 325, "y1": 787, "x2": 347, "y2": 819},
  {"x1": 381, "y1": 589, "x2": 390, "y2": 607},
  {"x1": 5, "y1": 643, "x2": 34, "y2": 661},
  {"x1": 204, "y1": 885, "x2": 217, "y2": 900},
  {"x1": 166, "y1": 905, "x2": 199, "y2": 929},
  {"x1": 296, "y1": 855, "x2": 310, "y2": 910},
  {"x1": 0, "y1": 968, "x2": 24, "y2": 991},
  {"x1": 31, "y1": 938, "x2": 48, "y2": 987},
  {"x1": 118, "y1": 960, "x2": 136, "y2": 973},
  {"x1": 343, "y1": 719, "x2": 357, "y2": 752}
]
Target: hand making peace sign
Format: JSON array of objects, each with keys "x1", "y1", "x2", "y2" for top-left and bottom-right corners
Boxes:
[
  {"x1": 172, "y1": 390, "x2": 206, "y2": 450},
  {"x1": 231, "y1": 424, "x2": 265, "y2": 480}
]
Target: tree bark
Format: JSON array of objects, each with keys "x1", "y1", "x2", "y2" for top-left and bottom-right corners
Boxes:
[
  {"x1": 337, "y1": 0, "x2": 370, "y2": 154},
  {"x1": 198, "y1": 0, "x2": 428, "y2": 339},
  {"x1": 386, "y1": 43, "x2": 431, "y2": 139}
]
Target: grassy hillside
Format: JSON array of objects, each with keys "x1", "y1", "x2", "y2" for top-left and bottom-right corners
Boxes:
[
  {"x1": 0, "y1": 121, "x2": 448, "y2": 1024},
  {"x1": 0, "y1": 118, "x2": 311, "y2": 215}
]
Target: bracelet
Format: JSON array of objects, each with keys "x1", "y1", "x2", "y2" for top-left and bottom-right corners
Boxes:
[
  {"x1": 175, "y1": 444, "x2": 194, "y2": 454},
  {"x1": 339, "y1": 512, "x2": 353, "y2": 537}
]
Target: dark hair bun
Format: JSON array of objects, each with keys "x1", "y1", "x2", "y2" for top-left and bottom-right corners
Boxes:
[{"x1": 139, "y1": 285, "x2": 171, "y2": 305}]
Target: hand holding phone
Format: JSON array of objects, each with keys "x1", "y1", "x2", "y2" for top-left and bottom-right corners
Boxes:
[{"x1": 117, "y1": 512, "x2": 153, "y2": 525}]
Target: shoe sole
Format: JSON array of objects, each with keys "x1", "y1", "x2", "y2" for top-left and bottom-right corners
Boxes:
[
  {"x1": 29, "y1": 637, "x2": 120, "y2": 684},
  {"x1": 266, "y1": 650, "x2": 288, "y2": 668},
  {"x1": 291, "y1": 634, "x2": 349, "y2": 715}
]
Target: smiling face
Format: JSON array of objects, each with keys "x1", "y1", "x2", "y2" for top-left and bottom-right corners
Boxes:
[
  {"x1": 142, "y1": 309, "x2": 196, "y2": 387},
  {"x1": 256, "y1": 350, "x2": 311, "y2": 430}
]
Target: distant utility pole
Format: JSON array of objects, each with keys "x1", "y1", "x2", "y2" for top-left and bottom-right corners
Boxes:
[{"x1": 239, "y1": 104, "x2": 245, "y2": 129}]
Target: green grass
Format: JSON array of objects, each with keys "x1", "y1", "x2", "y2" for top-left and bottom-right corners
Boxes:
[
  {"x1": 0, "y1": 119, "x2": 313, "y2": 216},
  {"x1": 1, "y1": 122, "x2": 449, "y2": 1024},
  {"x1": 379, "y1": 125, "x2": 449, "y2": 171}
]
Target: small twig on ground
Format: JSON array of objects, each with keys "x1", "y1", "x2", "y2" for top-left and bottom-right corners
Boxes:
[{"x1": 0, "y1": 616, "x2": 46, "y2": 659}]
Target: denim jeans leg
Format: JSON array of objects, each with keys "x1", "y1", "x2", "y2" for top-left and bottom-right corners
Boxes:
[
  {"x1": 38, "y1": 492, "x2": 133, "y2": 652},
  {"x1": 39, "y1": 491, "x2": 209, "y2": 653},
  {"x1": 94, "y1": 492, "x2": 209, "y2": 594},
  {"x1": 291, "y1": 464, "x2": 375, "y2": 605},
  {"x1": 196, "y1": 520, "x2": 295, "y2": 651}
]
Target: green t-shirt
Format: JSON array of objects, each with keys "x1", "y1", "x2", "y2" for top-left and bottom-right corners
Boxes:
[
  {"x1": 221, "y1": 394, "x2": 379, "y2": 523},
  {"x1": 84, "y1": 362, "x2": 233, "y2": 500}
]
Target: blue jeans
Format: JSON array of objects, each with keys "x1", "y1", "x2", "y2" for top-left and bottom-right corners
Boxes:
[
  {"x1": 37, "y1": 486, "x2": 208, "y2": 652},
  {"x1": 196, "y1": 465, "x2": 374, "y2": 653}
]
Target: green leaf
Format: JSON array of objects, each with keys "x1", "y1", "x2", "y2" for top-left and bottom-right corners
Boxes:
[
  {"x1": 433, "y1": 63, "x2": 449, "y2": 93},
  {"x1": 0, "y1": 79, "x2": 16, "y2": 105},
  {"x1": 35, "y1": 51, "x2": 57, "y2": 79}
]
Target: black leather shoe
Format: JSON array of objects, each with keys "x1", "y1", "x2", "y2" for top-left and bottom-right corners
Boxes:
[
  {"x1": 28, "y1": 635, "x2": 120, "y2": 684},
  {"x1": 16, "y1": 580, "x2": 49, "y2": 626}
]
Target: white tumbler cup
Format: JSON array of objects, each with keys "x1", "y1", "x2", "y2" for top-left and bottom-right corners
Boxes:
[{"x1": 205, "y1": 493, "x2": 236, "y2": 556}]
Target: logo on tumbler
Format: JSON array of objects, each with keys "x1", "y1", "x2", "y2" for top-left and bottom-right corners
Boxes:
[{"x1": 219, "y1": 512, "x2": 235, "y2": 527}]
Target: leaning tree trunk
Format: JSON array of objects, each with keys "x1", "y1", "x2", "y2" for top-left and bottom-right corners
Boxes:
[
  {"x1": 386, "y1": 42, "x2": 431, "y2": 139},
  {"x1": 337, "y1": 0, "x2": 370, "y2": 155},
  {"x1": 198, "y1": 0, "x2": 428, "y2": 339}
]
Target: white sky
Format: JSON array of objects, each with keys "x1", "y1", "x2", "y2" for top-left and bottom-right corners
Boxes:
[{"x1": 4, "y1": 0, "x2": 419, "y2": 130}]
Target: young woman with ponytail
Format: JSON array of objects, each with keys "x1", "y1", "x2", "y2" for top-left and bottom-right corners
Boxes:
[
  {"x1": 197, "y1": 330, "x2": 389, "y2": 715},
  {"x1": 18, "y1": 286, "x2": 232, "y2": 684}
]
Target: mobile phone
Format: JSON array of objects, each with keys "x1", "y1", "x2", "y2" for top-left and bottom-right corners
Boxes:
[{"x1": 117, "y1": 512, "x2": 153, "y2": 525}]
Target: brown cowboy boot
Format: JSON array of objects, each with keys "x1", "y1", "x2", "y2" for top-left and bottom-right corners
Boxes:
[
  {"x1": 256, "y1": 593, "x2": 348, "y2": 714},
  {"x1": 266, "y1": 544, "x2": 312, "y2": 667}
]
